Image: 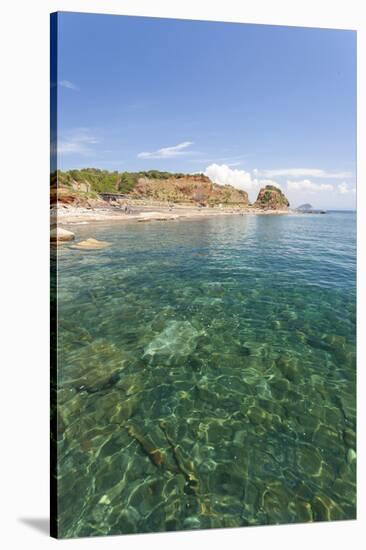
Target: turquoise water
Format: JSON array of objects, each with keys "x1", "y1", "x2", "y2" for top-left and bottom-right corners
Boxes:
[{"x1": 54, "y1": 212, "x2": 356, "y2": 538}]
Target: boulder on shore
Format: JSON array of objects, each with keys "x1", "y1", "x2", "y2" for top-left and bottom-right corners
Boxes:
[
  {"x1": 50, "y1": 227, "x2": 75, "y2": 242},
  {"x1": 70, "y1": 238, "x2": 111, "y2": 250}
]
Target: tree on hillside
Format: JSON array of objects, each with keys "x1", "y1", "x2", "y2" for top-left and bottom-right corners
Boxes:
[{"x1": 118, "y1": 172, "x2": 137, "y2": 193}]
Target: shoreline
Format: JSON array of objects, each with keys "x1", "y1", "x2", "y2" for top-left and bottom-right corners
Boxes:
[{"x1": 51, "y1": 202, "x2": 291, "y2": 226}]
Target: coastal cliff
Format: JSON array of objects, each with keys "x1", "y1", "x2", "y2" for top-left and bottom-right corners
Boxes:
[
  {"x1": 51, "y1": 169, "x2": 250, "y2": 207},
  {"x1": 51, "y1": 169, "x2": 291, "y2": 212},
  {"x1": 130, "y1": 174, "x2": 249, "y2": 206}
]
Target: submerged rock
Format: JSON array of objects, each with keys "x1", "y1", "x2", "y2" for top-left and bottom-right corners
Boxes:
[
  {"x1": 70, "y1": 238, "x2": 111, "y2": 250},
  {"x1": 343, "y1": 428, "x2": 356, "y2": 448},
  {"x1": 127, "y1": 423, "x2": 166, "y2": 466},
  {"x1": 306, "y1": 335, "x2": 333, "y2": 352},
  {"x1": 261, "y1": 481, "x2": 292, "y2": 524},
  {"x1": 296, "y1": 446, "x2": 323, "y2": 476},
  {"x1": 137, "y1": 213, "x2": 179, "y2": 222},
  {"x1": 50, "y1": 227, "x2": 75, "y2": 242},
  {"x1": 143, "y1": 320, "x2": 204, "y2": 365},
  {"x1": 312, "y1": 494, "x2": 344, "y2": 521},
  {"x1": 289, "y1": 500, "x2": 313, "y2": 522},
  {"x1": 183, "y1": 516, "x2": 201, "y2": 529},
  {"x1": 276, "y1": 356, "x2": 300, "y2": 383}
]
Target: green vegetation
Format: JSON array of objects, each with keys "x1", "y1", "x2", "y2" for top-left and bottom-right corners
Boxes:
[
  {"x1": 255, "y1": 184, "x2": 290, "y2": 209},
  {"x1": 52, "y1": 168, "x2": 191, "y2": 194},
  {"x1": 137, "y1": 170, "x2": 186, "y2": 180},
  {"x1": 50, "y1": 168, "x2": 251, "y2": 206},
  {"x1": 118, "y1": 172, "x2": 138, "y2": 193},
  {"x1": 56, "y1": 168, "x2": 120, "y2": 193},
  {"x1": 264, "y1": 185, "x2": 280, "y2": 192}
]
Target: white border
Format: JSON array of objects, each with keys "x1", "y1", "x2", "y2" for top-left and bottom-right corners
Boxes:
[{"x1": 1, "y1": 1, "x2": 365, "y2": 549}]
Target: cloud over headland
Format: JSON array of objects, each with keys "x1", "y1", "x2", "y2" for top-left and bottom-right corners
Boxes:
[
  {"x1": 203, "y1": 163, "x2": 355, "y2": 207},
  {"x1": 204, "y1": 164, "x2": 282, "y2": 200}
]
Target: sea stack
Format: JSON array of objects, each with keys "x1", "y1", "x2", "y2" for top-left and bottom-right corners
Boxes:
[{"x1": 253, "y1": 185, "x2": 290, "y2": 210}]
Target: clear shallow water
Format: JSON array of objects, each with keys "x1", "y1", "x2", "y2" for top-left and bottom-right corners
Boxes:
[{"x1": 54, "y1": 212, "x2": 356, "y2": 538}]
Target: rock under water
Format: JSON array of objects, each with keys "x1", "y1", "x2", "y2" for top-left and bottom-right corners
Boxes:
[
  {"x1": 143, "y1": 320, "x2": 204, "y2": 365},
  {"x1": 70, "y1": 238, "x2": 111, "y2": 250}
]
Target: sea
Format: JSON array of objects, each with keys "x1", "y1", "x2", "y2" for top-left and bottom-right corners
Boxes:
[{"x1": 53, "y1": 211, "x2": 356, "y2": 537}]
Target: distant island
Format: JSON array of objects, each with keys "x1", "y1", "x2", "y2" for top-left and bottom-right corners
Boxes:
[
  {"x1": 296, "y1": 203, "x2": 327, "y2": 214},
  {"x1": 297, "y1": 203, "x2": 313, "y2": 211}
]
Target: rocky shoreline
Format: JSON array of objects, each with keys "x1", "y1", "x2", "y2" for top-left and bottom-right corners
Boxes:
[
  {"x1": 50, "y1": 201, "x2": 291, "y2": 225},
  {"x1": 50, "y1": 201, "x2": 290, "y2": 230}
]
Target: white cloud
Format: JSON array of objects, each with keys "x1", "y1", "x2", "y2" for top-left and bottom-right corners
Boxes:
[
  {"x1": 57, "y1": 128, "x2": 99, "y2": 155},
  {"x1": 204, "y1": 164, "x2": 284, "y2": 198},
  {"x1": 59, "y1": 80, "x2": 79, "y2": 91},
  {"x1": 287, "y1": 179, "x2": 333, "y2": 192},
  {"x1": 338, "y1": 182, "x2": 349, "y2": 194},
  {"x1": 137, "y1": 141, "x2": 194, "y2": 159},
  {"x1": 338, "y1": 182, "x2": 356, "y2": 195},
  {"x1": 204, "y1": 164, "x2": 257, "y2": 192},
  {"x1": 260, "y1": 168, "x2": 352, "y2": 179}
]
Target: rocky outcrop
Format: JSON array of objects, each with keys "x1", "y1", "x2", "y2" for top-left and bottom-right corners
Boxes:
[
  {"x1": 137, "y1": 212, "x2": 180, "y2": 222},
  {"x1": 130, "y1": 175, "x2": 249, "y2": 206},
  {"x1": 253, "y1": 185, "x2": 290, "y2": 210},
  {"x1": 50, "y1": 187, "x2": 105, "y2": 208},
  {"x1": 50, "y1": 227, "x2": 75, "y2": 242},
  {"x1": 70, "y1": 238, "x2": 111, "y2": 250}
]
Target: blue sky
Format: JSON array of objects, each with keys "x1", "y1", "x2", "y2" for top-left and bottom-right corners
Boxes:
[{"x1": 55, "y1": 12, "x2": 356, "y2": 209}]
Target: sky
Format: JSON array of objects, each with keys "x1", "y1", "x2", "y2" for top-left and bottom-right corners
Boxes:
[{"x1": 55, "y1": 12, "x2": 356, "y2": 209}]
